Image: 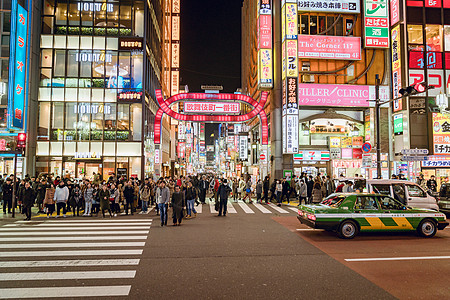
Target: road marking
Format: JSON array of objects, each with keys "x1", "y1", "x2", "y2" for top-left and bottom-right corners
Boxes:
[
  {"x1": 15, "y1": 219, "x2": 152, "y2": 223},
  {"x1": 0, "y1": 235, "x2": 147, "y2": 242},
  {"x1": 0, "y1": 230, "x2": 149, "y2": 236},
  {"x1": 195, "y1": 203, "x2": 202, "y2": 213},
  {"x1": 238, "y1": 202, "x2": 255, "y2": 214},
  {"x1": 345, "y1": 256, "x2": 450, "y2": 262},
  {"x1": 0, "y1": 259, "x2": 140, "y2": 268},
  {"x1": 209, "y1": 203, "x2": 216, "y2": 213},
  {"x1": 0, "y1": 226, "x2": 150, "y2": 231},
  {"x1": 288, "y1": 207, "x2": 298, "y2": 212},
  {"x1": 0, "y1": 285, "x2": 132, "y2": 298},
  {"x1": 268, "y1": 203, "x2": 289, "y2": 213},
  {"x1": 253, "y1": 203, "x2": 272, "y2": 214},
  {"x1": 0, "y1": 270, "x2": 136, "y2": 281},
  {"x1": 32, "y1": 222, "x2": 153, "y2": 227},
  {"x1": 0, "y1": 249, "x2": 143, "y2": 257},
  {"x1": 226, "y1": 202, "x2": 237, "y2": 213},
  {"x1": 0, "y1": 242, "x2": 146, "y2": 249},
  {"x1": 296, "y1": 229, "x2": 321, "y2": 231}
]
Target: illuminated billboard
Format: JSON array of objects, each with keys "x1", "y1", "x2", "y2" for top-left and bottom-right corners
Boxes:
[
  {"x1": 184, "y1": 102, "x2": 240, "y2": 114},
  {"x1": 258, "y1": 49, "x2": 273, "y2": 88},
  {"x1": 8, "y1": 1, "x2": 28, "y2": 130},
  {"x1": 257, "y1": 0, "x2": 273, "y2": 90},
  {"x1": 298, "y1": 35, "x2": 361, "y2": 60},
  {"x1": 297, "y1": 0, "x2": 360, "y2": 13},
  {"x1": 363, "y1": 0, "x2": 389, "y2": 48}
]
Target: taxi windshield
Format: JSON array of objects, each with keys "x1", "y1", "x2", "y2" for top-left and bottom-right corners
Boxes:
[{"x1": 320, "y1": 194, "x2": 345, "y2": 208}]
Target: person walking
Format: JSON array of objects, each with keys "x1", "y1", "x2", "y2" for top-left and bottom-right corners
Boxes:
[
  {"x1": 238, "y1": 178, "x2": 246, "y2": 201},
  {"x1": 275, "y1": 180, "x2": 283, "y2": 206},
  {"x1": 43, "y1": 184, "x2": 55, "y2": 218},
  {"x1": 312, "y1": 179, "x2": 324, "y2": 204},
  {"x1": 281, "y1": 179, "x2": 290, "y2": 204},
  {"x1": 99, "y1": 184, "x2": 112, "y2": 218},
  {"x1": 139, "y1": 185, "x2": 150, "y2": 214},
  {"x1": 123, "y1": 181, "x2": 135, "y2": 215},
  {"x1": 325, "y1": 175, "x2": 335, "y2": 197},
  {"x1": 54, "y1": 181, "x2": 69, "y2": 218},
  {"x1": 185, "y1": 181, "x2": 197, "y2": 218},
  {"x1": 22, "y1": 182, "x2": 35, "y2": 221},
  {"x1": 83, "y1": 183, "x2": 93, "y2": 217},
  {"x1": 232, "y1": 178, "x2": 239, "y2": 202},
  {"x1": 156, "y1": 181, "x2": 170, "y2": 226},
  {"x1": 35, "y1": 179, "x2": 47, "y2": 213},
  {"x1": 171, "y1": 185, "x2": 185, "y2": 226},
  {"x1": 256, "y1": 179, "x2": 263, "y2": 204},
  {"x1": 217, "y1": 179, "x2": 231, "y2": 216},
  {"x1": 306, "y1": 176, "x2": 314, "y2": 204},
  {"x1": 71, "y1": 185, "x2": 83, "y2": 217},
  {"x1": 298, "y1": 180, "x2": 307, "y2": 205},
  {"x1": 2, "y1": 179, "x2": 13, "y2": 214},
  {"x1": 242, "y1": 179, "x2": 253, "y2": 203}
]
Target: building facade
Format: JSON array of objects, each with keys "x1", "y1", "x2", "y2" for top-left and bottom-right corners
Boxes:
[{"x1": 34, "y1": 0, "x2": 169, "y2": 180}]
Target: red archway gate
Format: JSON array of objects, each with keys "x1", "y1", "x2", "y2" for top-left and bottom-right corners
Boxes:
[{"x1": 154, "y1": 89, "x2": 269, "y2": 145}]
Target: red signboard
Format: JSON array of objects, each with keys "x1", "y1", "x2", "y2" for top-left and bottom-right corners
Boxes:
[
  {"x1": 391, "y1": 0, "x2": 400, "y2": 25},
  {"x1": 409, "y1": 51, "x2": 443, "y2": 69},
  {"x1": 258, "y1": 14, "x2": 272, "y2": 49},
  {"x1": 407, "y1": 0, "x2": 445, "y2": 7},
  {"x1": 297, "y1": 35, "x2": 361, "y2": 60}
]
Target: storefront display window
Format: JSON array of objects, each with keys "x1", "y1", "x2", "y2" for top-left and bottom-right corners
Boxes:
[
  {"x1": 444, "y1": 25, "x2": 450, "y2": 51},
  {"x1": 131, "y1": 103, "x2": 142, "y2": 141},
  {"x1": 408, "y1": 24, "x2": 423, "y2": 45},
  {"x1": 103, "y1": 157, "x2": 115, "y2": 180},
  {"x1": 50, "y1": 159, "x2": 62, "y2": 177},
  {"x1": 426, "y1": 24, "x2": 443, "y2": 52},
  {"x1": 38, "y1": 102, "x2": 51, "y2": 140},
  {"x1": 130, "y1": 157, "x2": 141, "y2": 178},
  {"x1": 118, "y1": 104, "x2": 129, "y2": 130}
]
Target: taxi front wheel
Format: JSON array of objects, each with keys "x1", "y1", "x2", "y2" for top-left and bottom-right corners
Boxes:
[
  {"x1": 417, "y1": 219, "x2": 437, "y2": 238},
  {"x1": 338, "y1": 220, "x2": 359, "y2": 239}
]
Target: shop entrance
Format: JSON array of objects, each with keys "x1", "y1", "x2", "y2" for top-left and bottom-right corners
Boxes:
[{"x1": 76, "y1": 162, "x2": 102, "y2": 181}]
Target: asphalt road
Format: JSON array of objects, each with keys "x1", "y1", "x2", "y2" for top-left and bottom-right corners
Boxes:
[{"x1": 0, "y1": 201, "x2": 397, "y2": 299}]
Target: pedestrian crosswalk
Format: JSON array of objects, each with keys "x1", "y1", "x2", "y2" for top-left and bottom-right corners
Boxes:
[
  {"x1": 0, "y1": 218, "x2": 151, "y2": 299},
  {"x1": 200, "y1": 201, "x2": 296, "y2": 215}
]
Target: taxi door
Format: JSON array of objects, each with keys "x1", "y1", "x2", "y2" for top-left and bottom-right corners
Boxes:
[
  {"x1": 378, "y1": 196, "x2": 414, "y2": 230},
  {"x1": 353, "y1": 196, "x2": 382, "y2": 230}
]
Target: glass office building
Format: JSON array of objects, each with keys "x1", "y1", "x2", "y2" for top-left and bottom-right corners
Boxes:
[{"x1": 35, "y1": 0, "x2": 163, "y2": 180}]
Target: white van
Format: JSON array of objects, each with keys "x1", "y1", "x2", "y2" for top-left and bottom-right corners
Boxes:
[{"x1": 366, "y1": 179, "x2": 439, "y2": 211}]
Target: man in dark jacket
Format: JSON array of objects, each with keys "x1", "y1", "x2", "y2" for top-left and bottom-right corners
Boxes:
[
  {"x1": 281, "y1": 179, "x2": 290, "y2": 203},
  {"x1": 217, "y1": 179, "x2": 231, "y2": 217},
  {"x1": 35, "y1": 180, "x2": 47, "y2": 213},
  {"x1": 22, "y1": 182, "x2": 36, "y2": 221},
  {"x1": 2, "y1": 179, "x2": 13, "y2": 214},
  {"x1": 123, "y1": 181, "x2": 135, "y2": 215},
  {"x1": 263, "y1": 176, "x2": 270, "y2": 204},
  {"x1": 198, "y1": 175, "x2": 208, "y2": 204},
  {"x1": 306, "y1": 176, "x2": 314, "y2": 204}
]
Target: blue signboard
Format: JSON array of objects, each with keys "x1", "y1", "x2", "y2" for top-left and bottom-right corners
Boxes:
[{"x1": 7, "y1": 1, "x2": 28, "y2": 130}]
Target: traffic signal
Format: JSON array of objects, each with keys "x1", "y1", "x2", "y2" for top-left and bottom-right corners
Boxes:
[
  {"x1": 17, "y1": 133, "x2": 26, "y2": 149},
  {"x1": 399, "y1": 82, "x2": 434, "y2": 97}
]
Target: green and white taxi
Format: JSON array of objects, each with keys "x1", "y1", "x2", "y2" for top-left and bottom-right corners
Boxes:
[{"x1": 297, "y1": 193, "x2": 449, "y2": 239}]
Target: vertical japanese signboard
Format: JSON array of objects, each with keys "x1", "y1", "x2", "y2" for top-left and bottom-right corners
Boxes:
[
  {"x1": 239, "y1": 135, "x2": 248, "y2": 160},
  {"x1": 258, "y1": 0, "x2": 273, "y2": 89},
  {"x1": 8, "y1": 1, "x2": 28, "y2": 130},
  {"x1": 363, "y1": 0, "x2": 389, "y2": 48},
  {"x1": 390, "y1": 0, "x2": 400, "y2": 26},
  {"x1": 391, "y1": 25, "x2": 402, "y2": 112},
  {"x1": 282, "y1": 0, "x2": 298, "y2": 154}
]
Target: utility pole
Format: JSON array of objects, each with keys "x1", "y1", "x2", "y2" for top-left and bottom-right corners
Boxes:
[{"x1": 375, "y1": 74, "x2": 381, "y2": 179}]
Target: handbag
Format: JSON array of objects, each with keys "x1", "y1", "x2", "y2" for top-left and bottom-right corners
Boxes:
[
  {"x1": 246, "y1": 188, "x2": 251, "y2": 193},
  {"x1": 214, "y1": 200, "x2": 219, "y2": 211}
]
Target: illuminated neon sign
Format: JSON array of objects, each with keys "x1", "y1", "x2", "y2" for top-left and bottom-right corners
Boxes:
[
  {"x1": 184, "y1": 102, "x2": 240, "y2": 114},
  {"x1": 153, "y1": 90, "x2": 269, "y2": 145},
  {"x1": 8, "y1": 0, "x2": 28, "y2": 130}
]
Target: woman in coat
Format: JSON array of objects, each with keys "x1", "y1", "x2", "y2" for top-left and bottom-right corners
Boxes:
[
  {"x1": 275, "y1": 180, "x2": 283, "y2": 206},
  {"x1": 140, "y1": 185, "x2": 150, "y2": 214},
  {"x1": 298, "y1": 180, "x2": 308, "y2": 204},
  {"x1": 312, "y1": 179, "x2": 324, "y2": 204},
  {"x1": 43, "y1": 184, "x2": 56, "y2": 218},
  {"x1": 99, "y1": 184, "x2": 112, "y2": 218},
  {"x1": 171, "y1": 185, "x2": 185, "y2": 226}
]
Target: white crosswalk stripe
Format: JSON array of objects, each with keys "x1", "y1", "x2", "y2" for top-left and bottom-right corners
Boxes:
[
  {"x1": 238, "y1": 201, "x2": 255, "y2": 213},
  {"x1": 0, "y1": 218, "x2": 150, "y2": 298},
  {"x1": 253, "y1": 203, "x2": 272, "y2": 213},
  {"x1": 226, "y1": 201, "x2": 237, "y2": 213},
  {"x1": 195, "y1": 203, "x2": 203, "y2": 213},
  {"x1": 268, "y1": 203, "x2": 290, "y2": 214}
]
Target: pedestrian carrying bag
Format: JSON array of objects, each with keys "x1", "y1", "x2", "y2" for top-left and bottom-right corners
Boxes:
[{"x1": 214, "y1": 200, "x2": 219, "y2": 211}]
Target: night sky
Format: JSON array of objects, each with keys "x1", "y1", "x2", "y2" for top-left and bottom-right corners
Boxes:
[{"x1": 180, "y1": 0, "x2": 243, "y2": 93}]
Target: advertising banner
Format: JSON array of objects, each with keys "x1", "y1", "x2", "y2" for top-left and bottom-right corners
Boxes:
[
  {"x1": 363, "y1": 0, "x2": 389, "y2": 48},
  {"x1": 285, "y1": 2, "x2": 298, "y2": 40},
  {"x1": 298, "y1": 35, "x2": 361, "y2": 60},
  {"x1": 286, "y1": 77, "x2": 298, "y2": 115},
  {"x1": 432, "y1": 113, "x2": 450, "y2": 155},
  {"x1": 259, "y1": 0, "x2": 272, "y2": 14},
  {"x1": 239, "y1": 135, "x2": 248, "y2": 160},
  {"x1": 297, "y1": 0, "x2": 360, "y2": 13},
  {"x1": 293, "y1": 151, "x2": 330, "y2": 161},
  {"x1": 184, "y1": 102, "x2": 240, "y2": 114},
  {"x1": 8, "y1": 2, "x2": 28, "y2": 129},
  {"x1": 258, "y1": 49, "x2": 273, "y2": 88},
  {"x1": 286, "y1": 115, "x2": 299, "y2": 153},
  {"x1": 258, "y1": 14, "x2": 272, "y2": 49},
  {"x1": 390, "y1": 0, "x2": 400, "y2": 25},
  {"x1": 285, "y1": 40, "x2": 298, "y2": 77},
  {"x1": 394, "y1": 113, "x2": 403, "y2": 134},
  {"x1": 409, "y1": 69, "x2": 444, "y2": 96},
  {"x1": 391, "y1": 25, "x2": 402, "y2": 111},
  {"x1": 298, "y1": 83, "x2": 389, "y2": 107}
]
